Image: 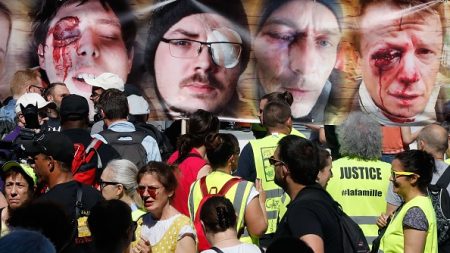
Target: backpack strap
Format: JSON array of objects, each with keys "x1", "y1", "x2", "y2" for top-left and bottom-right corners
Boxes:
[
  {"x1": 436, "y1": 165, "x2": 450, "y2": 189},
  {"x1": 75, "y1": 182, "x2": 84, "y2": 218}
]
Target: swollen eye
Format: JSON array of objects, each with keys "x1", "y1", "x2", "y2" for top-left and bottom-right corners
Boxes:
[
  {"x1": 52, "y1": 17, "x2": 81, "y2": 47},
  {"x1": 371, "y1": 48, "x2": 402, "y2": 70}
]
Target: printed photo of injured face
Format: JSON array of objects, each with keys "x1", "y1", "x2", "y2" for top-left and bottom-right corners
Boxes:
[
  {"x1": 144, "y1": 0, "x2": 250, "y2": 119},
  {"x1": 254, "y1": 0, "x2": 342, "y2": 123},
  {"x1": 30, "y1": 0, "x2": 136, "y2": 103},
  {"x1": 356, "y1": 0, "x2": 444, "y2": 125}
]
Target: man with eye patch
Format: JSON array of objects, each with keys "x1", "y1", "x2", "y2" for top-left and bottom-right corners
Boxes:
[
  {"x1": 254, "y1": 0, "x2": 343, "y2": 123},
  {"x1": 30, "y1": 0, "x2": 137, "y2": 117},
  {"x1": 356, "y1": 0, "x2": 444, "y2": 125},
  {"x1": 144, "y1": 0, "x2": 250, "y2": 118}
]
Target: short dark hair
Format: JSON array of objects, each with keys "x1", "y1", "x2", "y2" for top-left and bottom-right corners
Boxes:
[
  {"x1": 263, "y1": 100, "x2": 291, "y2": 128},
  {"x1": 44, "y1": 82, "x2": 66, "y2": 98},
  {"x1": 7, "y1": 201, "x2": 73, "y2": 253},
  {"x1": 98, "y1": 89, "x2": 129, "y2": 120},
  {"x1": 200, "y1": 196, "x2": 237, "y2": 234},
  {"x1": 137, "y1": 161, "x2": 178, "y2": 196},
  {"x1": 278, "y1": 135, "x2": 320, "y2": 185},
  {"x1": 395, "y1": 150, "x2": 435, "y2": 192},
  {"x1": 29, "y1": 0, "x2": 137, "y2": 65},
  {"x1": 205, "y1": 133, "x2": 239, "y2": 169},
  {"x1": 88, "y1": 199, "x2": 133, "y2": 253}
]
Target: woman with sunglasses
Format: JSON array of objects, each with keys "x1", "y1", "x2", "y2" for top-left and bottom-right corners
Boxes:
[
  {"x1": 99, "y1": 159, "x2": 146, "y2": 221},
  {"x1": 188, "y1": 133, "x2": 267, "y2": 251},
  {"x1": 133, "y1": 161, "x2": 196, "y2": 253},
  {"x1": 377, "y1": 150, "x2": 437, "y2": 253}
]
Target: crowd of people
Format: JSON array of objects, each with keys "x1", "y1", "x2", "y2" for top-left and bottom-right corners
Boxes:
[
  {"x1": 0, "y1": 0, "x2": 448, "y2": 252},
  {"x1": 0, "y1": 70, "x2": 448, "y2": 253}
]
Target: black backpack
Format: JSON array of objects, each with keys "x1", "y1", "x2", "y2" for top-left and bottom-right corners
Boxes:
[
  {"x1": 134, "y1": 122, "x2": 174, "y2": 162},
  {"x1": 428, "y1": 165, "x2": 450, "y2": 245},
  {"x1": 303, "y1": 186, "x2": 370, "y2": 253},
  {"x1": 99, "y1": 129, "x2": 148, "y2": 169}
]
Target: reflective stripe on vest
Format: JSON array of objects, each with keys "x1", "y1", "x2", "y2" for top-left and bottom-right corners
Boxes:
[
  {"x1": 326, "y1": 157, "x2": 391, "y2": 244},
  {"x1": 188, "y1": 172, "x2": 255, "y2": 243},
  {"x1": 378, "y1": 196, "x2": 438, "y2": 253},
  {"x1": 250, "y1": 134, "x2": 286, "y2": 234}
]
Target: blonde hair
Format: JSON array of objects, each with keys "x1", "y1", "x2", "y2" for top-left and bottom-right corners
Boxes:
[{"x1": 10, "y1": 69, "x2": 40, "y2": 96}]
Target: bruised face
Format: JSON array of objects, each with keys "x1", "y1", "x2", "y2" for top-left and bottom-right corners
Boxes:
[
  {"x1": 154, "y1": 14, "x2": 242, "y2": 115},
  {"x1": 360, "y1": 3, "x2": 442, "y2": 121},
  {"x1": 38, "y1": 0, "x2": 132, "y2": 102},
  {"x1": 254, "y1": 0, "x2": 340, "y2": 118}
]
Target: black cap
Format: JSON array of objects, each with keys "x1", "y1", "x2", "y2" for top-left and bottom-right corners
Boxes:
[
  {"x1": 60, "y1": 94, "x2": 89, "y2": 121},
  {"x1": 21, "y1": 132, "x2": 74, "y2": 165}
]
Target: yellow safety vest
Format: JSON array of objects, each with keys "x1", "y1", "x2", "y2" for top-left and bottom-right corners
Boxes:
[
  {"x1": 188, "y1": 171, "x2": 256, "y2": 244},
  {"x1": 250, "y1": 133, "x2": 293, "y2": 235},
  {"x1": 378, "y1": 196, "x2": 438, "y2": 253},
  {"x1": 326, "y1": 157, "x2": 391, "y2": 244}
]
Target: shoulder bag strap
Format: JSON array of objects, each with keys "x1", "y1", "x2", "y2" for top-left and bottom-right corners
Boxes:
[{"x1": 436, "y1": 165, "x2": 450, "y2": 188}]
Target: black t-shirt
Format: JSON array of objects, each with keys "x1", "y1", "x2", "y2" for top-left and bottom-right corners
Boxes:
[
  {"x1": 275, "y1": 184, "x2": 343, "y2": 253},
  {"x1": 38, "y1": 180, "x2": 103, "y2": 220},
  {"x1": 38, "y1": 181, "x2": 103, "y2": 253},
  {"x1": 62, "y1": 128, "x2": 120, "y2": 178}
]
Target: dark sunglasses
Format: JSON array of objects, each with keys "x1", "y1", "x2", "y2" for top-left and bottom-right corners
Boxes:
[
  {"x1": 268, "y1": 156, "x2": 285, "y2": 166},
  {"x1": 137, "y1": 185, "x2": 160, "y2": 199}
]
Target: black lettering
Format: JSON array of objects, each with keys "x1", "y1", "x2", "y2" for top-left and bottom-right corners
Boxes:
[
  {"x1": 376, "y1": 168, "x2": 382, "y2": 180},
  {"x1": 352, "y1": 167, "x2": 359, "y2": 179},
  {"x1": 369, "y1": 167, "x2": 376, "y2": 180},
  {"x1": 358, "y1": 167, "x2": 365, "y2": 179},
  {"x1": 340, "y1": 167, "x2": 344, "y2": 179}
]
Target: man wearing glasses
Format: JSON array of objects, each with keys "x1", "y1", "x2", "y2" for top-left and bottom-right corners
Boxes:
[{"x1": 144, "y1": 0, "x2": 250, "y2": 118}]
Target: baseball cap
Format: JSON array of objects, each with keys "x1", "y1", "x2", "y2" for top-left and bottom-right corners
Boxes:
[
  {"x1": 20, "y1": 132, "x2": 74, "y2": 165},
  {"x1": 1, "y1": 161, "x2": 38, "y2": 186},
  {"x1": 15, "y1": 93, "x2": 56, "y2": 114},
  {"x1": 83, "y1": 73, "x2": 125, "y2": 91},
  {"x1": 60, "y1": 94, "x2": 89, "y2": 120},
  {"x1": 127, "y1": 95, "x2": 150, "y2": 115}
]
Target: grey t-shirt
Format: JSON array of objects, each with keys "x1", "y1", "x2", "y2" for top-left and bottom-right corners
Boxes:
[{"x1": 386, "y1": 159, "x2": 449, "y2": 206}]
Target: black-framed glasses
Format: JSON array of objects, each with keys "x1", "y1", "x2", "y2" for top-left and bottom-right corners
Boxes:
[
  {"x1": 268, "y1": 156, "x2": 285, "y2": 167},
  {"x1": 98, "y1": 179, "x2": 122, "y2": 190},
  {"x1": 160, "y1": 38, "x2": 242, "y2": 69},
  {"x1": 137, "y1": 185, "x2": 161, "y2": 199},
  {"x1": 28, "y1": 85, "x2": 46, "y2": 95}
]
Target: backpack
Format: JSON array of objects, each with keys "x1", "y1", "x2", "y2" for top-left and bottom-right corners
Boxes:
[
  {"x1": 71, "y1": 138, "x2": 103, "y2": 186},
  {"x1": 193, "y1": 176, "x2": 242, "y2": 252},
  {"x1": 302, "y1": 186, "x2": 370, "y2": 253},
  {"x1": 134, "y1": 123, "x2": 174, "y2": 162},
  {"x1": 99, "y1": 129, "x2": 148, "y2": 169},
  {"x1": 428, "y1": 165, "x2": 450, "y2": 245}
]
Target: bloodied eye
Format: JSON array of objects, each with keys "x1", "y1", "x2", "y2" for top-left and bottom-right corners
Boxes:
[
  {"x1": 371, "y1": 48, "x2": 402, "y2": 71},
  {"x1": 52, "y1": 17, "x2": 81, "y2": 48}
]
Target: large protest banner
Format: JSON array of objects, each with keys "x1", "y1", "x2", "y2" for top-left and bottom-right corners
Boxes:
[{"x1": 1, "y1": 0, "x2": 449, "y2": 125}]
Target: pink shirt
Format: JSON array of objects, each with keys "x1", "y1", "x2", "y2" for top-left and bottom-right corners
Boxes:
[{"x1": 168, "y1": 149, "x2": 207, "y2": 216}]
